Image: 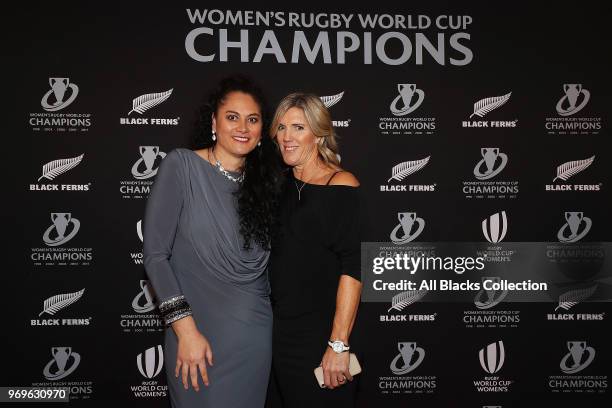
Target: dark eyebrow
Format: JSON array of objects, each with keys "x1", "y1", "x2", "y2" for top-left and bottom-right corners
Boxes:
[{"x1": 224, "y1": 110, "x2": 261, "y2": 117}]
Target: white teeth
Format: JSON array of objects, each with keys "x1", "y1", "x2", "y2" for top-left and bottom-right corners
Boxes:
[
  {"x1": 284, "y1": 146, "x2": 298, "y2": 151},
  {"x1": 233, "y1": 136, "x2": 249, "y2": 142}
]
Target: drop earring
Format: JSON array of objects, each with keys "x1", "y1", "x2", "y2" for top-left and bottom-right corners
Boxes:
[
  {"x1": 211, "y1": 131, "x2": 216, "y2": 141},
  {"x1": 257, "y1": 140, "x2": 261, "y2": 147}
]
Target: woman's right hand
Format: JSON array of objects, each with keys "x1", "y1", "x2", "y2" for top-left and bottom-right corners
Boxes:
[{"x1": 172, "y1": 317, "x2": 214, "y2": 392}]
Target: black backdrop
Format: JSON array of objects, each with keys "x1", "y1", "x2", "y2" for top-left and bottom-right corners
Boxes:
[{"x1": 11, "y1": 1, "x2": 611, "y2": 407}]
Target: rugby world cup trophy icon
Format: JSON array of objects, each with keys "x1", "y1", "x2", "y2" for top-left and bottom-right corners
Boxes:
[
  {"x1": 42, "y1": 212, "x2": 81, "y2": 246},
  {"x1": 43, "y1": 346, "x2": 81, "y2": 381},
  {"x1": 390, "y1": 84, "x2": 425, "y2": 116},
  {"x1": 556, "y1": 84, "x2": 590, "y2": 116},
  {"x1": 557, "y1": 211, "x2": 592, "y2": 243},
  {"x1": 560, "y1": 341, "x2": 595, "y2": 374},
  {"x1": 474, "y1": 148, "x2": 508, "y2": 180},
  {"x1": 390, "y1": 342, "x2": 425, "y2": 375},
  {"x1": 131, "y1": 146, "x2": 166, "y2": 180},
  {"x1": 474, "y1": 277, "x2": 508, "y2": 309},
  {"x1": 41, "y1": 77, "x2": 79, "y2": 112},
  {"x1": 390, "y1": 212, "x2": 425, "y2": 244},
  {"x1": 132, "y1": 280, "x2": 157, "y2": 313}
]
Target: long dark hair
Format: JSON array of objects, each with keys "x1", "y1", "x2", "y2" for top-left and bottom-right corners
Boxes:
[{"x1": 194, "y1": 75, "x2": 283, "y2": 250}]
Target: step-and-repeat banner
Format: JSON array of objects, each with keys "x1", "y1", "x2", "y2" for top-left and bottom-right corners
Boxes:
[{"x1": 16, "y1": 2, "x2": 611, "y2": 407}]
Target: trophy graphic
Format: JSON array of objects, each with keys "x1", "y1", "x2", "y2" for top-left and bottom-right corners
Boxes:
[
  {"x1": 557, "y1": 211, "x2": 592, "y2": 243},
  {"x1": 131, "y1": 146, "x2": 166, "y2": 180},
  {"x1": 556, "y1": 83, "x2": 590, "y2": 116},
  {"x1": 43, "y1": 212, "x2": 80, "y2": 246},
  {"x1": 390, "y1": 342, "x2": 425, "y2": 375},
  {"x1": 560, "y1": 341, "x2": 595, "y2": 374},
  {"x1": 41, "y1": 77, "x2": 79, "y2": 111},
  {"x1": 474, "y1": 148, "x2": 508, "y2": 180},
  {"x1": 475, "y1": 277, "x2": 508, "y2": 309},
  {"x1": 390, "y1": 212, "x2": 425, "y2": 244},
  {"x1": 390, "y1": 83, "x2": 425, "y2": 116},
  {"x1": 132, "y1": 280, "x2": 157, "y2": 313},
  {"x1": 43, "y1": 346, "x2": 81, "y2": 380}
]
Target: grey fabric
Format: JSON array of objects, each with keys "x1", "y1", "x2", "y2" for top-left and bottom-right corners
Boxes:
[{"x1": 143, "y1": 148, "x2": 272, "y2": 407}]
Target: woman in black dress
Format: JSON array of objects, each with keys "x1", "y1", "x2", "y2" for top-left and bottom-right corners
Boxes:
[{"x1": 268, "y1": 93, "x2": 363, "y2": 407}]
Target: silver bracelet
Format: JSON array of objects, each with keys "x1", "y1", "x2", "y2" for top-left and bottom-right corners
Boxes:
[{"x1": 159, "y1": 295, "x2": 193, "y2": 326}]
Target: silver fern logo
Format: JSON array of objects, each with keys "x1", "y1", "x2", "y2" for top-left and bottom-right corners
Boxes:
[
  {"x1": 553, "y1": 156, "x2": 595, "y2": 182},
  {"x1": 129, "y1": 89, "x2": 173, "y2": 115},
  {"x1": 387, "y1": 157, "x2": 430, "y2": 182},
  {"x1": 557, "y1": 212, "x2": 592, "y2": 243},
  {"x1": 42, "y1": 213, "x2": 80, "y2": 246},
  {"x1": 560, "y1": 341, "x2": 595, "y2": 374},
  {"x1": 556, "y1": 84, "x2": 590, "y2": 116},
  {"x1": 41, "y1": 78, "x2": 79, "y2": 111},
  {"x1": 132, "y1": 146, "x2": 167, "y2": 180},
  {"x1": 39, "y1": 289, "x2": 85, "y2": 316},
  {"x1": 37, "y1": 154, "x2": 84, "y2": 182},
  {"x1": 137, "y1": 345, "x2": 164, "y2": 379},
  {"x1": 390, "y1": 84, "x2": 425, "y2": 116},
  {"x1": 390, "y1": 342, "x2": 425, "y2": 375},
  {"x1": 132, "y1": 280, "x2": 156, "y2": 313},
  {"x1": 482, "y1": 211, "x2": 507, "y2": 243},
  {"x1": 320, "y1": 91, "x2": 344, "y2": 108},
  {"x1": 388, "y1": 290, "x2": 428, "y2": 312},
  {"x1": 479, "y1": 341, "x2": 505, "y2": 374},
  {"x1": 390, "y1": 212, "x2": 425, "y2": 244},
  {"x1": 554, "y1": 285, "x2": 597, "y2": 312},
  {"x1": 473, "y1": 148, "x2": 508, "y2": 180},
  {"x1": 43, "y1": 347, "x2": 81, "y2": 380},
  {"x1": 474, "y1": 277, "x2": 507, "y2": 309},
  {"x1": 469, "y1": 92, "x2": 511, "y2": 118}
]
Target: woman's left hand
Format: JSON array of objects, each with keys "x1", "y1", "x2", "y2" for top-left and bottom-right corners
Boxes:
[{"x1": 320, "y1": 347, "x2": 353, "y2": 389}]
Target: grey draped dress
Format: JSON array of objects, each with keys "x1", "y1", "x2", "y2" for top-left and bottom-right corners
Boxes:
[{"x1": 143, "y1": 148, "x2": 272, "y2": 408}]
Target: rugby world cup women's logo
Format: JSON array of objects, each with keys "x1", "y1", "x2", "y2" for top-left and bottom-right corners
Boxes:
[
  {"x1": 557, "y1": 212, "x2": 592, "y2": 243},
  {"x1": 390, "y1": 212, "x2": 425, "y2": 244},
  {"x1": 473, "y1": 148, "x2": 508, "y2": 180},
  {"x1": 482, "y1": 211, "x2": 508, "y2": 243},
  {"x1": 556, "y1": 84, "x2": 590, "y2": 116},
  {"x1": 560, "y1": 341, "x2": 595, "y2": 374},
  {"x1": 131, "y1": 146, "x2": 167, "y2": 180},
  {"x1": 479, "y1": 341, "x2": 505, "y2": 374},
  {"x1": 43, "y1": 347, "x2": 81, "y2": 380},
  {"x1": 390, "y1": 342, "x2": 425, "y2": 375},
  {"x1": 390, "y1": 84, "x2": 425, "y2": 116},
  {"x1": 41, "y1": 78, "x2": 79, "y2": 112},
  {"x1": 137, "y1": 345, "x2": 164, "y2": 379},
  {"x1": 42, "y1": 213, "x2": 80, "y2": 246}
]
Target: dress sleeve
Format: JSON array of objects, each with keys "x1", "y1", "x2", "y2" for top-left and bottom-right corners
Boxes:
[
  {"x1": 329, "y1": 188, "x2": 362, "y2": 282},
  {"x1": 142, "y1": 149, "x2": 193, "y2": 325}
]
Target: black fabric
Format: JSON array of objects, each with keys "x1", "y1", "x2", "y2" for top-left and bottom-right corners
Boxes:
[{"x1": 268, "y1": 174, "x2": 361, "y2": 407}]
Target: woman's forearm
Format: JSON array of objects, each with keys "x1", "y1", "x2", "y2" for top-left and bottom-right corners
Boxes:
[{"x1": 329, "y1": 275, "x2": 362, "y2": 344}]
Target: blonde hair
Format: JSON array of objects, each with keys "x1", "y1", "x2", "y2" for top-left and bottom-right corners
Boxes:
[{"x1": 270, "y1": 93, "x2": 340, "y2": 167}]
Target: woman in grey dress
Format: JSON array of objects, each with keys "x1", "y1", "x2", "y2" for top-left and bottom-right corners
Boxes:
[{"x1": 143, "y1": 76, "x2": 282, "y2": 407}]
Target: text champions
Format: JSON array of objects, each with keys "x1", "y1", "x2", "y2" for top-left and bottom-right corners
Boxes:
[{"x1": 185, "y1": 9, "x2": 474, "y2": 65}]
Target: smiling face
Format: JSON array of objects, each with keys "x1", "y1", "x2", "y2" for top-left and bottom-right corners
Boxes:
[
  {"x1": 212, "y1": 91, "x2": 262, "y2": 160},
  {"x1": 275, "y1": 107, "x2": 319, "y2": 168}
]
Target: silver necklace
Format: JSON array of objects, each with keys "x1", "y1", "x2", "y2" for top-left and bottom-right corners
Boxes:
[
  {"x1": 210, "y1": 148, "x2": 244, "y2": 183},
  {"x1": 294, "y1": 179, "x2": 307, "y2": 200}
]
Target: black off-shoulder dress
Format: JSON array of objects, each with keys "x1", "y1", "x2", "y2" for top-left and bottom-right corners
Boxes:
[{"x1": 269, "y1": 172, "x2": 361, "y2": 408}]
